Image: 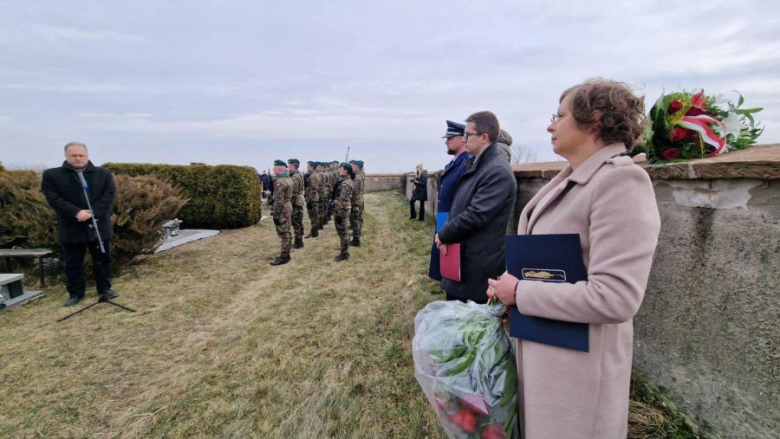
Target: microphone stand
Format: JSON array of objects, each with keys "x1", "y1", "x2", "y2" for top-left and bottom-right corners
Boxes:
[{"x1": 57, "y1": 171, "x2": 136, "y2": 322}]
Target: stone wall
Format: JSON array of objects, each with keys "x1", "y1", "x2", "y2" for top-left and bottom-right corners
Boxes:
[
  {"x1": 405, "y1": 145, "x2": 780, "y2": 438},
  {"x1": 364, "y1": 173, "x2": 406, "y2": 193}
]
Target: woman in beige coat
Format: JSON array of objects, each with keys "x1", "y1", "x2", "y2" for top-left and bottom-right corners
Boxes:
[{"x1": 489, "y1": 79, "x2": 661, "y2": 438}]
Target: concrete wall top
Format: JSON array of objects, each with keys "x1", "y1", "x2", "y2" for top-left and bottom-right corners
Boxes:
[{"x1": 512, "y1": 144, "x2": 780, "y2": 181}]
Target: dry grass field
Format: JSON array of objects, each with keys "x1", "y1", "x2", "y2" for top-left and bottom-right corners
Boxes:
[{"x1": 1, "y1": 191, "x2": 699, "y2": 438}]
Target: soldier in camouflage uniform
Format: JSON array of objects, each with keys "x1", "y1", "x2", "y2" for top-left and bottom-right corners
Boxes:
[
  {"x1": 287, "y1": 158, "x2": 306, "y2": 249},
  {"x1": 270, "y1": 160, "x2": 294, "y2": 266},
  {"x1": 304, "y1": 161, "x2": 321, "y2": 238},
  {"x1": 348, "y1": 160, "x2": 365, "y2": 247},
  {"x1": 316, "y1": 162, "x2": 329, "y2": 230},
  {"x1": 333, "y1": 163, "x2": 355, "y2": 262},
  {"x1": 326, "y1": 160, "x2": 339, "y2": 223}
]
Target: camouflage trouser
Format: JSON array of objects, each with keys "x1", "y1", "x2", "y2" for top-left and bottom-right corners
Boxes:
[
  {"x1": 349, "y1": 200, "x2": 364, "y2": 238},
  {"x1": 334, "y1": 208, "x2": 350, "y2": 254},
  {"x1": 273, "y1": 209, "x2": 292, "y2": 257},
  {"x1": 291, "y1": 204, "x2": 304, "y2": 239},
  {"x1": 319, "y1": 199, "x2": 328, "y2": 228},
  {"x1": 306, "y1": 201, "x2": 319, "y2": 234}
]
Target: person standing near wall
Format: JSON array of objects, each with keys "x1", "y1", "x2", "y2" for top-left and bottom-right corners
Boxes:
[
  {"x1": 429, "y1": 120, "x2": 472, "y2": 281},
  {"x1": 41, "y1": 142, "x2": 119, "y2": 307},
  {"x1": 496, "y1": 128, "x2": 513, "y2": 163},
  {"x1": 287, "y1": 158, "x2": 305, "y2": 249},
  {"x1": 333, "y1": 163, "x2": 355, "y2": 262},
  {"x1": 488, "y1": 80, "x2": 661, "y2": 438},
  {"x1": 270, "y1": 160, "x2": 294, "y2": 266},
  {"x1": 349, "y1": 159, "x2": 365, "y2": 247},
  {"x1": 410, "y1": 164, "x2": 428, "y2": 221}
]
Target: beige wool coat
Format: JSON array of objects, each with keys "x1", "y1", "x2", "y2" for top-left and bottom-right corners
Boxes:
[{"x1": 513, "y1": 143, "x2": 661, "y2": 438}]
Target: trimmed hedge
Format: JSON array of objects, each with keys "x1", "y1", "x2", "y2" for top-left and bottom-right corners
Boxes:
[
  {"x1": 112, "y1": 174, "x2": 189, "y2": 265},
  {"x1": 103, "y1": 163, "x2": 262, "y2": 229},
  {"x1": 0, "y1": 170, "x2": 58, "y2": 248}
]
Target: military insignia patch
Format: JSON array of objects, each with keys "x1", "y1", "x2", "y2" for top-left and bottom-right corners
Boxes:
[{"x1": 521, "y1": 268, "x2": 567, "y2": 282}]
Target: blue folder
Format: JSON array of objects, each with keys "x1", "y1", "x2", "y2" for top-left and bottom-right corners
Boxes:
[
  {"x1": 436, "y1": 211, "x2": 449, "y2": 233},
  {"x1": 505, "y1": 234, "x2": 589, "y2": 352}
]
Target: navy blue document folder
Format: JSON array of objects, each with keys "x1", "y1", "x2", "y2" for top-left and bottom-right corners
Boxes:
[{"x1": 505, "y1": 234, "x2": 589, "y2": 352}]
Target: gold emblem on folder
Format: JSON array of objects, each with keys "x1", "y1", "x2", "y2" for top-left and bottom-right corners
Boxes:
[{"x1": 521, "y1": 268, "x2": 566, "y2": 282}]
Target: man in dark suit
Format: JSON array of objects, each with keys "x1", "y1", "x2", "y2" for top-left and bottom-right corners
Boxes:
[
  {"x1": 435, "y1": 112, "x2": 517, "y2": 303},
  {"x1": 41, "y1": 142, "x2": 118, "y2": 307},
  {"x1": 428, "y1": 120, "x2": 472, "y2": 281}
]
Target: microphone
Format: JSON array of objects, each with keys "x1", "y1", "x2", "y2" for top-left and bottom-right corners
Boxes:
[{"x1": 77, "y1": 171, "x2": 88, "y2": 189}]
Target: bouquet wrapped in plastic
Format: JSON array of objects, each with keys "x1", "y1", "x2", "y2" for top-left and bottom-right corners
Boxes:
[{"x1": 413, "y1": 298, "x2": 519, "y2": 439}]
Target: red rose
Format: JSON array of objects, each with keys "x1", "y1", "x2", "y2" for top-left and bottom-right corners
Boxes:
[
  {"x1": 685, "y1": 130, "x2": 700, "y2": 141},
  {"x1": 482, "y1": 424, "x2": 506, "y2": 439},
  {"x1": 668, "y1": 100, "x2": 683, "y2": 113},
  {"x1": 449, "y1": 409, "x2": 476, "y2": 433},
  {"x1": 686, "y1": 107, "x2": 706, "y2": 116},
  {"x1": 660, "y1": 148, "x2": 681, "y2": 160},
  {"x1": 669, "y1": 128, "x2": 688, "y2": 142}
]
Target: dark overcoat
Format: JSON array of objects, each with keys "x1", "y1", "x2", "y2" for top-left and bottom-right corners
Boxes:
[
  {"x1": 411, "y1": 170, "x2": 428, "y2": 201},
  {"x1": 41, "y1": 161, "x2": 116, "y2": 244},
  {"x1": 438, "y1": 144, "x2": 516, "y2": 302}
]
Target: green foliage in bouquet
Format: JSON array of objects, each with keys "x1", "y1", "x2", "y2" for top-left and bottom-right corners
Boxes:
[
  {"x1": 104, "y1": 162, "x2": 262, "y2": 229},
  {"x1": 639, "y1": 89, "x2": 763, "y2": 163}
]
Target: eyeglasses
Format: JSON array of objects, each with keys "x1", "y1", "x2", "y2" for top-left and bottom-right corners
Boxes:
[
  {"x1": 464, "y1": 131, "x2": 483, "y2": 140},
  {"x1": 551, "y1": 114, "x2": 561, "y2": 123}
]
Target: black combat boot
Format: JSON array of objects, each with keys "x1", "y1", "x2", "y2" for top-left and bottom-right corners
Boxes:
[
  {"x1": 349, "y1": 236, "x2": 361, "y2": 247},
  {"x1": 334, "y1": 242, "x2": 350, "y2": 262},
  {"x1": 305, "y1": 230, "x2": 318, "y2": 239},
  {"x1": 270, "y1": 255, "x2": 291, "y2": 266},
  {"x1": 293, "y1": 237, "x2": 304, "y2": 249}
]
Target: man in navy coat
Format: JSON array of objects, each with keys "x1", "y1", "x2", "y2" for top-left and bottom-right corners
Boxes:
[{"x1": 428, "y1": 120, "x2": 472, "y2": 280}]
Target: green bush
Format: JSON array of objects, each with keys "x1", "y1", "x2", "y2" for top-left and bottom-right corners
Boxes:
[
  {"x1": 112, "y1": 174, "x2": 189, "y2": 266},
  {"x1": 103, "y1": 163, "x2": 262, "y2": 229},
  {"x1": 0, "y1": 170, "x2": 58, "y2": 248}
]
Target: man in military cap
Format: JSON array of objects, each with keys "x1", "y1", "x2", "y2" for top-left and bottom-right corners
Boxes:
[
  {"x1": 349, "y1": 160, "x2": 366, "y2": 246},
  {"x1": 287, "y1": 158, "x2": 306, "y2": 249},
  {"x1": 429, "y1": 120, "x2": 472, "y2": 280},
  {"x1": 270, "y1": 160, "x2": 294, "y2": 265},
  {"x1": 304, "y1": 161, "x2": 321, "y2": 238},
  {"x1": 333, "y1": 163, "x2": 355, "y2": 261}
]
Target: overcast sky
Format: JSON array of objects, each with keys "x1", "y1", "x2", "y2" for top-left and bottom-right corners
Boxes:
[{"x1": 1, "y1": 0, "x2": 778, "y2": 173}]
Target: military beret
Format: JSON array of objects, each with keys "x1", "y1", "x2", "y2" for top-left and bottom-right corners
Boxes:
[
  {"x1": 348, "y1": 160, "x2": 356, "y2": 164},
  {"x1": 354, "y1": 160, "x2": 364, "y2": 167},
  {"x1": 274, "y1": 159, "x2": 287, "y2": 167},
  {"x1": 288, "y1": 158, "x2": 299, "y2": 164},
  {"x1": 339, "y1": 162, "x2": 351, "y2": 170}
]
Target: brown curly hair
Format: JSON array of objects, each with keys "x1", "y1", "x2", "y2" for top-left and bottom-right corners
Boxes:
[{"x1": 560, "y1": 79, "x2": 646, "y2": 151}]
